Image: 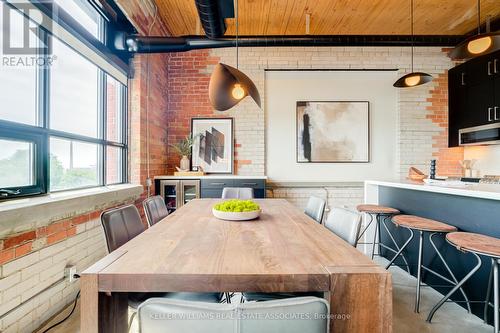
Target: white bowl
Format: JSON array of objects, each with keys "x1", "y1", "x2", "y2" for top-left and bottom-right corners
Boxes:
[{"x1": 212, "y1": 208, "x2": 261, "y2": 221}]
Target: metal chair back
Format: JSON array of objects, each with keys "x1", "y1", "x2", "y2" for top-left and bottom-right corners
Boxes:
[
  {"x1": 101, "y1": 205, "x2": 145, "y2": 252},
  {"x1": 221, "y1": 187, "x2": 254, "y2": 200},
  {"x1": 143, "y1": 195, "x2": 169, "y2": 226},
  {"x1": 324, "y1": 207, "x2": 362, "y2": 247},
  {"x1": 138, "y1": 296, "x2": 329, "y2": 333},
  {"x1": 304, "y1": 196, "x2": 326, "y2": 223}
]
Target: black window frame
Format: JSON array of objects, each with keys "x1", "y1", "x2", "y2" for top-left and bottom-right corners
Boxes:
[
  {"x1": 0, "y1": 124, "x2": 47, "y2": 199},
  {"x1": 0, "y1": 1, "x2": 128, "y2": 200}
]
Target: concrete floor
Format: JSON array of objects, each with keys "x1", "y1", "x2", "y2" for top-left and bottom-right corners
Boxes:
[{"x1": 37, "y1": 258, "x2": 493, "y2": 333}]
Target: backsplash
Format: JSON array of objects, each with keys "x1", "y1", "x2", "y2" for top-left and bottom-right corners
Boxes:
[{"x1": 464, "y1": 145, "x2": 500, "y2": 177}]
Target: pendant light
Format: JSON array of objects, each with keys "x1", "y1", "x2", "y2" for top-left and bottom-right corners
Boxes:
[
  {"x1": 208, "y1": 0, "x2": 261, "y2": 111},
  {"x1": 393, "y1": 0, "x2": 433, "y2": 88},
  {"x1": 450, "y1": 0, "x2": 500, "y2": 60}
]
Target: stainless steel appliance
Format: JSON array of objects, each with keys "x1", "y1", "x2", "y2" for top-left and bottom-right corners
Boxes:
[{"x1": 459, "y1": 123, "x2": 500, "y2": 146}]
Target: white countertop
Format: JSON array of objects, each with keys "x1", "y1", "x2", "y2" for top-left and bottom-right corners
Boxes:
[
  {"x1": 366, "y1": 179, "x2": 500, "y2": 201},
  {"x1": 154, "y1": 175, "x2": 267, "y2": 180}
]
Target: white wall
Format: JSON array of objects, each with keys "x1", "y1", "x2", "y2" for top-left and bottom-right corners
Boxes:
[
  {"x1": 464, "y1": 146, "x2": 500, "y2": 177},
  {"x1": 265, "y1": 70, "x2": 398, "y2": 182}
]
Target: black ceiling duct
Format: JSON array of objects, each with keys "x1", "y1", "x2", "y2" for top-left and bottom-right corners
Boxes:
[
  {"x1": 194, "y1": 0, "x2": 234, "y2": 38},
  {"x1": 117, "y1": 34, "x2": 467, "y2": 54}
]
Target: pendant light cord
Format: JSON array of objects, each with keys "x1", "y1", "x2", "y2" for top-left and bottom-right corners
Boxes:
[
  {"x1": 235, "y1": 0, "x2": 239, "y2": 69},
  {"x1": 410, "y1": 0, "x2": 414, "y2": 72},
  {"x1": 477, "y1": 0, "x2": 481, "y2": 34}
]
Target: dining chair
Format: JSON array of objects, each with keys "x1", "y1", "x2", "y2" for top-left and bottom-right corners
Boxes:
[
  {"x1": 243, "y1": 207, "x2": 360, "y2": 303},
  {"x1": 101, "y1": 204, "x2": 146, "y2": 253},
  {"x1": 222, "y1": 187, "x2": 254, "y2": 199},
  {"x1": 138, "y1": 296, "x2": 329, "y2": 333},
  {"x1": 323, "y1": 207, "x2": 362, "y2": 247},
  {"x1": 304, "y1": 196, "x2": 326, "y2": 223},
  {"x1": 143, "y1": 195, "x2": 169, "y2": 226},
  {"x1": 100, "y1": 205, "x2": 224, "y2": 331}
]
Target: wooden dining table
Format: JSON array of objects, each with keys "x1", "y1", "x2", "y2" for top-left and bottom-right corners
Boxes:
[{"x1": 81, "y1": 199, "x2": 392, "y2": 332}]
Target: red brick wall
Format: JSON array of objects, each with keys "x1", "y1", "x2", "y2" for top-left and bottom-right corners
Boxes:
[
  {"x1": 0, "y1": 201, "x2": 133, "y2": 265},
  {"x1": 426, "y1": 70, "x2": 464, "y2": 177},
  {"x1": 166, "y1": 51, "x2": 221, "y2": 174},
  {"x1": 129, "y1": 54, "x2": 170, "y2": 217}
]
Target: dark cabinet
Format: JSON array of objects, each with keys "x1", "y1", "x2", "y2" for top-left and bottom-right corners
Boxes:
[
  {"x1": 448, "y1": 50, "x2": 500, "y2": 147},
  {"x1": 200, "y1": 178, "x2": 266, "y2": 198},
  {"x1": 156, "y1": 177, "x2": 266, "y2": 202}
]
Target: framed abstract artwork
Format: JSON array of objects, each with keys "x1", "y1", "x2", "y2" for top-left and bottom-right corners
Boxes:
[
  {"x1": 191, "y1": 118, "x2": 234, "y2": 174},
  {"x1": 297, "y1": 101, "x2": 370, "y2": 163}
]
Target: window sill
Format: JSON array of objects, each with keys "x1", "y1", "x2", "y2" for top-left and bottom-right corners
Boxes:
[{"x1": 0, "y1": 184, "x2": 143, "y2": 237}]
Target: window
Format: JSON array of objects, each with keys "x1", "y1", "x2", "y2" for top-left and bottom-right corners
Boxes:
[
  {"x1": 50, "y1": 138, "x2": 100, "y2": 191},
  {"x1": 50, "y1": 38, "x2": 100, "y2": 138},
  {"x1": 0, "y1": 129, "x2": 46, "y2": 198},
  {"x1": 0, "y1": 2, "x2": 127, "y2": 200},
  {"x1": 53, "y1": 0, "x2": 103, "y2": 41},
  {"x1": 0, "y1": 8, "x2": 37, "y2": 125}
]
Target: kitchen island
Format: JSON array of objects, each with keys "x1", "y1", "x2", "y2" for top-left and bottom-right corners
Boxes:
[{"x1": 365, "y1": 180, "x2": 500, "y2": 322}]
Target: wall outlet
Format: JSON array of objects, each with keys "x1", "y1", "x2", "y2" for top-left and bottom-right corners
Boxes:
[{"x1": 65, "y1": 266, "x2": 77, "y2": 283}]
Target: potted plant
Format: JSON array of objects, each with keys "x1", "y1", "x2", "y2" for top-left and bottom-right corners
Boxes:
[{"x1": 170, "y1": 135, "x2": 196, "y2": 171}]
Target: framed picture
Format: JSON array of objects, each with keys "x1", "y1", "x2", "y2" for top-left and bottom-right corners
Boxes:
[
  {"x1": 297, "y1": 101, "x2": 370, "y2": 163},
  {"x1": 191, "y1": 118, "x2": 234, "y2": 174}
]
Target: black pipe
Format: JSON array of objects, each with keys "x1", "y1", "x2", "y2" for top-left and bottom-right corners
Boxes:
[
  {"x1": 194, "y1": 0, "x2": 226, "y2": 38},
  {"x1": 117, "y1": 34, "x2": 467, "y2": 53}
]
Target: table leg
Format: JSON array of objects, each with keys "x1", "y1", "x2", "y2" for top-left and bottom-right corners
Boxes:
[
  {"x1": 81, "y1": 274, "x2": 99, "y2": 333},
  {"x1": 327, "y1": 265, "x2": 392, "y2": 333},
  {"x1": 81, "y1": 274, "x2": 128, "y2": 333}
]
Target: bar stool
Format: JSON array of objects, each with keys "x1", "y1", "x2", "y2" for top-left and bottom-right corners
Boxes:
[
  {"x1": 356, "y1": 204, "x2": 410, "y2": 272},
  {"x1": 427, "y1": 232, "x2": 500, "y2": 333},
  {"x1": 386, "y1": 215, "x2": 471, "y2": 313}
]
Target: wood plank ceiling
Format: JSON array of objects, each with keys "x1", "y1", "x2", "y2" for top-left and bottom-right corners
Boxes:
[{"x1": 124, "y1": 0, "x2": 500, "y2": 36}]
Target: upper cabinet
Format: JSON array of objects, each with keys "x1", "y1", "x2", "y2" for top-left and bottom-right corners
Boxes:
[{"x1": 448, "y1": 50, "x2": 500, "y2": 147}]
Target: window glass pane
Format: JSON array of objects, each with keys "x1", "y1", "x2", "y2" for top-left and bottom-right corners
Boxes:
[
  {"x1": 106, "y1": 76, "x2": 123, "y2": 142},
  {"x1": 50, "y1": 137, "x2": 99, "y2": 190},
  {"x1": 50, "y1": 38, "x2": 99, "y2": 138},
  {"x1": 53, "y1": 0, "x2": 101, "y2": 40},
  {"x1": 106, "y1": 146, "x2": 122, "y2": 184},
  {"x1": 0, "y1": 139, "x2": 34, "y2": 188},
  {"x1": 0, "y1": 7, "x2": 37, "y2": 125}
]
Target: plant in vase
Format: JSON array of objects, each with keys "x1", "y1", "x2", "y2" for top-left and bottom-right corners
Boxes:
[{"x1": 170, "y1": 135, "x2": 196, "y2": 171}]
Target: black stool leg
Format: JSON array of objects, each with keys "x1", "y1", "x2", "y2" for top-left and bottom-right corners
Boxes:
[
  {"x1": 485, "y1": 260, "x2": 494, "y2": 323},
  {"x1": 380, "y1": 216, "x2": 411, "y2": 274},
  {"x1": 494, "y1": 259, "x2": 499, "y2": 333},
  {"x1": 429, "y1": 232, "x2": 471, "y2": 313},
  {"x1": 415, "y1": 230, "x2": 424, "y2": 313},
  {"x1": 427, "y1": 252, "x2": 482, "y2": 323},
  {"x1": 371, "y1": 214, "x2": 379, "y2": 260},
  {"x1": 357, "y1": 213, "x2": 373, "y2": 241},
  {"x1": 385, "y1": 227, "x2": 414, "y2": 270}
]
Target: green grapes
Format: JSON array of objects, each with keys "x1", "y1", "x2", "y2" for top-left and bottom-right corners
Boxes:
[{"x1": 213, "y1": 199, "x2": 260, "y2": 212}]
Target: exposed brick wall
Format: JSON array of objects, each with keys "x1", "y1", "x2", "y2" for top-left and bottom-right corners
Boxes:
[
  {"x1": 269, "y1": 185, "x2": 364, "y2": 219},
  {"x1": 426, "y1": 72, "x2": 464, "y2": 176},
  {"x1": 129, "y1": 53, "x2": 170, "y2": 216},
  {"x1": 0, "y1": 198, "x2": 138, "y2": 332},
  {"x1": 164, "y1": 46, "x2": 463, "y2": 181},
  {"x1": 166, "y1": 50, "x2": 221, "y2": 174}
]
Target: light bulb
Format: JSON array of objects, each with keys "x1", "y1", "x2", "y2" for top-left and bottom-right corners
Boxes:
[
  {"x1": 231, "y1": 83, "x2": 245, "y2": 100},
  {"x1": 404, "y1": 75, "x2": 421, "y2": 87},
  {"x1": 467, "y1": 36, "x2": 493, "y2": 55}
]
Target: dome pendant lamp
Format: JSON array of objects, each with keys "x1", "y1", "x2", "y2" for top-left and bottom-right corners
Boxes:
[
  {"x1": 394, "y1": 0, "x2": 433, "y2": 88},
  {"x1": 208, "y1": 0, "x2": 261, "y2": 111},
  {"x1": 450, "y1": 0, "x2": 500, "y2": 60}
]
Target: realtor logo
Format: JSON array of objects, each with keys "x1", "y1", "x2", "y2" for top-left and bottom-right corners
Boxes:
[{"x1": 2, "y1": 1, "x2": 52, "y2": 55}]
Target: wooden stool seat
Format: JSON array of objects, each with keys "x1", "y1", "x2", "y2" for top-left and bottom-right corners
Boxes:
[
  {"x1": 356, "y1": 204, "x2": 400, "y2": 215},
  {"x1": 447, "y1": 232, "x2": 500, "y2": 258},
  {"x1": 392, "y1": 215, "x2": 457, "y2": 233}
]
